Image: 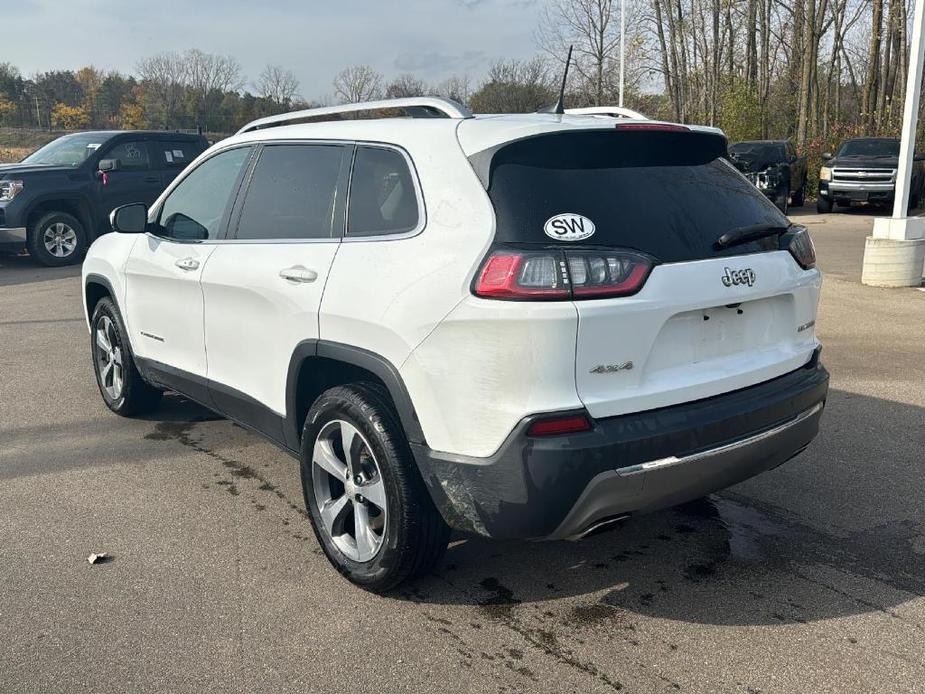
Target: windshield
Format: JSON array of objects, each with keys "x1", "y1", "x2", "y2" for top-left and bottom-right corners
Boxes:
[
  {"x1": 477, "y1": 130, "x2": 786, "y2": 263},
  {"x1": 21, "y1": 133, "x2": 106, "y2": 167},
  {"x1": 729, "y1": 142, "x2": 785, "y2": 160},
  {"x1": 836, "y1": 139, "x2": 900, "y2": 158}
]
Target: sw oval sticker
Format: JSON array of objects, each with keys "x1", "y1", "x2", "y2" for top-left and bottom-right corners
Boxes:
[{"x1": 544, "y1": 213, "x2": 596, "y2": 241}]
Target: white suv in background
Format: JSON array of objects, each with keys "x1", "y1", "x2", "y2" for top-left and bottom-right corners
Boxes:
[{"x1": 82, "y1": 97, "x2": 828, "y2": 591}]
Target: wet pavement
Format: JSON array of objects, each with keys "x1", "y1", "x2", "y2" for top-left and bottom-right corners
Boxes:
[{"x1": 1, "y1": 214, "x2": 924, "y2": 693}]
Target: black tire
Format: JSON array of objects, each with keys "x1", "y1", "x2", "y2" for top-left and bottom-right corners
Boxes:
[
  {"x1": 28, "y1": 211, "x2": 87, "y2": 267},
  {"x1": 300, "y1": 383, "x2": 449, "y2": 592},
  {"x1": 90, "y1": 297, "x2": 163, "y2": 416},
  {"x1": 791, "y1": 181, "x2": 805, "y2": 207},
  {"x1": 816, "y1": 196, "x2": 834, "y2": 214}
]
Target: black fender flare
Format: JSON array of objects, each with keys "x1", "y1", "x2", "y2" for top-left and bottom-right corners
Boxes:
[
  {"x1": 284, "y1": 340, "x2": 425, "y2": 451},
  {"x1": 24, "y1": 192, "x2": 97, "y2": 239},
  {"x1": 83, "y1": 272, "x2": 119, "y2": 323}
]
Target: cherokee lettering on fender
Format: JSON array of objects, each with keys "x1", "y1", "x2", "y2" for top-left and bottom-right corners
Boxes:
[
  {"x1": 722, "y1": 267, "x2": 757, "y2": 287},
  {"x1": 543, "y1": 213, "x2": 596, "y2": 241}
]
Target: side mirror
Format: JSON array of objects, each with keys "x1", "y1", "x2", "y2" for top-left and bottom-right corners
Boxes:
[
  {"x1": 110, "y1": 203, "x2": 148, "y2": 233},
  {"x1": 821, "y1": 152, "x2": 833, "y2": 160},
  {"x1": 98, "y1": 158, "x2": 119, "y2": 173}
]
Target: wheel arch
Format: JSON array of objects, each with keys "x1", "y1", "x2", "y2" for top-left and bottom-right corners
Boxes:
[
  {"x1": 83, "y1": 273, "x2": 118, "y2": 327},
  {"x1": 25, "y1": 194, "x2": 96, "y2": 240},
  {"x1": 285, "y1": 340, "x2": 425, "y2": 451}
]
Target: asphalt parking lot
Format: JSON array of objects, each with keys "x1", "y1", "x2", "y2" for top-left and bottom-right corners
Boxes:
[{"x1": 1, "y1": 208, "x2": 924, "y2": 694}]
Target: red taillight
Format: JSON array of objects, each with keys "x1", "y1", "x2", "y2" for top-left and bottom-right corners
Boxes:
[
  {"x1": 474, "y1": 248, "x2": 653, "y2": 300},
  {"x1": 527, "y1": 413, "x2": 592, "y2": 437}
]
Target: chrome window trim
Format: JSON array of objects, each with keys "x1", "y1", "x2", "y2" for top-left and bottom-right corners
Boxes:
[{"x1": 147, "y1": 138, "x2": 426, "y2": 246}]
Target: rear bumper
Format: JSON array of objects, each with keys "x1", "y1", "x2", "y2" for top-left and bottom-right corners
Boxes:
[{"x1": 412, "y1": 352, "x2": 828, "y2": 540}]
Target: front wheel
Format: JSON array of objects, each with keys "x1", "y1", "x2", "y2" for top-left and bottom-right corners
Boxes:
[
  {"x1": 816, "y1": 196, "x2": 834, "y2": 214},
  {"x1": 91, "y1": 297, "x2": 163, "y2": 416},
  {"x1": 28, "y1": 211, "x2": 87, "y2": 267},
  {"x1": 301, "y1": 384, "x2": 449, "y2": 592}
]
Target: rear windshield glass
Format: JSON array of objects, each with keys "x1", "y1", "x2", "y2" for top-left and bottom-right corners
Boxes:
[
  {"x1": 477, "y1": 130, "x2": 787, "y2": 263},
  {"x1": 729, "y1": 142, "x2": 785, "y2": 160}
]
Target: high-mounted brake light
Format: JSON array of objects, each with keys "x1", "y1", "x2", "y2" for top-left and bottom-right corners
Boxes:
[
  {"x1": 527, "y1": 413, "x2": 592, "y2": 437},
  {"x1": 614, "y1": 123, "x2": 690, "y2": 132},
  {"x1": 474, "y1": 248, "x2": 654, "y2": 300}
]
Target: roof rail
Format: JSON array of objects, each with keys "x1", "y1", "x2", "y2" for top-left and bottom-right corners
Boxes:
[
  {"x1": 237, "y1": 97, "x2": 473, "y2": 134},
  {"x1": 565, "y1": 106, "x2": 649, "y2": 120}
]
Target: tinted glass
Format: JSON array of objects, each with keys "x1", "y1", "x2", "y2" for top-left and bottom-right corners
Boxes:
[
  {"x1": 21, "y1": 133, "x2": 107, "y2": 167},
  {"x1": 481, "y1": 130, "x2": 787, "y2": 263},
  {"x1": 235, "y1": 144, "x2": 346, "y2": 240},
  {"x1": 104, "y1": 140, "x2": 150, "y2": 171},
  {"x1": 729, "y1": 142, "x2": 786, "y2": 160},
  {"x1": 347, "y1": 146, "x2": 419, "y2": 237},
  {"x1": 154, "y1": 140, "x2": 204, "y2": 169},
  {"x1": 158, "y1": 146, "x2": 251, "y2": 241},
  {"x1": 836, "y1": 139, "x2": 900, "y2": 157}
]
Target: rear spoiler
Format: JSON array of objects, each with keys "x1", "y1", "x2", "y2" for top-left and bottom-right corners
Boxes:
[{"x1": 468, "y1": 126, "x2": 728, "y2": 189}]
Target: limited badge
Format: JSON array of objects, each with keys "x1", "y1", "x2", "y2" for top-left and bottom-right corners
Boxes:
[{"x1": 543, "y1": 213, "x2": 595, "y2": 241}]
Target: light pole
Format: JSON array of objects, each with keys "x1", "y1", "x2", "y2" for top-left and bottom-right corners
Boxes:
[
  {"x1": 619, "y1": 0, "x2": 626, "y2": 108},
  {"x1": 861, "y1": 0, "x2": 925, "y2": 286}
]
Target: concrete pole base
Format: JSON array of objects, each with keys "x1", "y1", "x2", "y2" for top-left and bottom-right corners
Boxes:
[{"x1": 861, "y1": 236, "x2": 925, "y2": 287}]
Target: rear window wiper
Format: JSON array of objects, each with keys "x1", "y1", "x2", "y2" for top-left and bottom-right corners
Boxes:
[{"x1": 714, "y1": 223, "x2": 791, "y2": 249}]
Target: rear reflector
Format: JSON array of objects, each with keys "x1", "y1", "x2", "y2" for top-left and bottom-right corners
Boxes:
[
  {"x1": 527, "y1": 414, "x2": 593, "y2": 437},
  {"x1": 474, "y1": 248, "x2": 654, "y2": 300}
]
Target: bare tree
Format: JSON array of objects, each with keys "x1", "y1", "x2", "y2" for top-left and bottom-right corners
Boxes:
[
  {"x1": 256, "y1": 65, "x2": 300, "y2": 106},
  {"x1": 384, "y1": 74, "x2": 428, "y2": 99},
  {"x1": 136, "y1": 51, "x2": 186, "y2": 128},
  {"x1": 184, "y1": 49, "x2": 243, "y2": 95},
  {"x1": 537, "y1": 0, "x2": 623, "y2": 105},
  {"x1": 333, "y1": 65, "x2": 383, "y2": 103},
  {"x1": 435, "y1": 74, "x2": 472, "y2": 105},
  {"x1": 469, "y1": 57, "x2": 554, "y2": 113}
]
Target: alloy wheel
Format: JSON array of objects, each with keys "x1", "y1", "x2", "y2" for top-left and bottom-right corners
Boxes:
[
  {"x1": 94, "y1": 315, "x2": 124, "y2": 400},
  {"x1": 43, "y1": 222, "x2": 78, "y2": 258},
  {"x1": 311, "y1": 419, "x2": 388, "y2": 562}
]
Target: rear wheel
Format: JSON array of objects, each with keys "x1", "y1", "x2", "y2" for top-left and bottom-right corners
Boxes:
[
  {"x1": 28, "y1": 211, "x2": 87, "y2": 267},
  {"x1": 301, "y1": 384, "x2": 449, "y2": 592},
  {"x1": 816, "y1": 196, "x2": 834, "y2": 214},
  {"x1": 91, "y1": 297, "x2": 162, "y2": 416}
]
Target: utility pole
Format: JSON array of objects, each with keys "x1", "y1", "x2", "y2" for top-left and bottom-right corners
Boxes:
[
  {"x1": 861, "y1": 0, "x2": 925, "y2": 286},
  {"x1": 619, "y1": 0, "x2": 626, "y2": 107}
]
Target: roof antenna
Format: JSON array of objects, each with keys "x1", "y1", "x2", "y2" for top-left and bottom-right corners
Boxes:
[{"x1": 539, "y1": 45, "x2": 573, "y2": 115}]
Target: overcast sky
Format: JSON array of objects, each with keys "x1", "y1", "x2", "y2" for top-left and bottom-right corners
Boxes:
[{"x1": 6, "y1": 0, "x2": 544, "y2": 99}]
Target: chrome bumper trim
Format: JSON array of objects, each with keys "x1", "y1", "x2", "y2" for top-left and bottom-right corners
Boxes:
[{"x1": 617, "y1": 402, "x2": 824, "y2": 477}]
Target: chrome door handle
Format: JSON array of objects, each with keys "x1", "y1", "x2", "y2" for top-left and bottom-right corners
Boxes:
[
  {"x1": 279, "y1": 265, "x2": 318, "y2": 283},
  {"x1": 175, "y1": 257, "x2": 200, "y2": 271}
]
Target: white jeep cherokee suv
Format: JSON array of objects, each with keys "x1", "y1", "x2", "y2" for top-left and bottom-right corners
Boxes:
[{"x1": 82, "y1": 97, "x2": 828, "y2": 591}]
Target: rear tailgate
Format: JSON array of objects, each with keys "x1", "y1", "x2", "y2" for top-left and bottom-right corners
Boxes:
[
  {"x1": 575, "y1": 252, "x2": 820, "y2": 417},
  {"x1": 473, "y1": 126, "x2": 822, "y2": 419}
]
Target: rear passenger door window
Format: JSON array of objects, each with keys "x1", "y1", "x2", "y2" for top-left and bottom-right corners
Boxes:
[
  {"x1": 154, "y1": 140, "x2": 202, "y2": 170},
  {"x1": 347, "y1": 146, "x2": 421, "y2": 237},
  {"x1": 234, "y1": 144, "x2": 349, "y2": 240}
]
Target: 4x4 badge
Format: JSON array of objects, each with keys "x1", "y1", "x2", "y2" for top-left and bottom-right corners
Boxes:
[{"x1": 721, "y1": 267, "x2": 756, "y2": 287}]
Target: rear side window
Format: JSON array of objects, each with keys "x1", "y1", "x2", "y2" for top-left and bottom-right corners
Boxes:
[
  {"x1": 479, "y1": 130, "x2": 788, "y2": 263},
  {"x1": 155, "y1": 140, "x2": 203, "y2": 169},
  {"x1": 234, "y1": 144, "x2": 347, "y2": 241},
  {"x1": 347, "y1": 146, "x2": 420, "y2": 237}
]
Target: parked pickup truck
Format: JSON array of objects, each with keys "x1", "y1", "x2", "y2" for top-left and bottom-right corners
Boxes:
[
  {"x1": 728, "y1": 140, "x2": 808, "y2": 214},
  {"x1": 817, "y1": 137, "x2": 925, "y2": 213},
  {"x1": 0, "y1": 130, "x2": 208, "y2": 266}
]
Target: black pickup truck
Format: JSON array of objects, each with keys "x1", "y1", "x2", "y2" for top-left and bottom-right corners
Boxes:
[
  {"x1": 728, "y1": 140, "x2": 808, "y2": 214},
  {"x1": 816, "y1": 137, "x2": 925, "y2": 213},
  {"x1": 0, "y1": 130, "x2": 208, "y2": 266}
]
